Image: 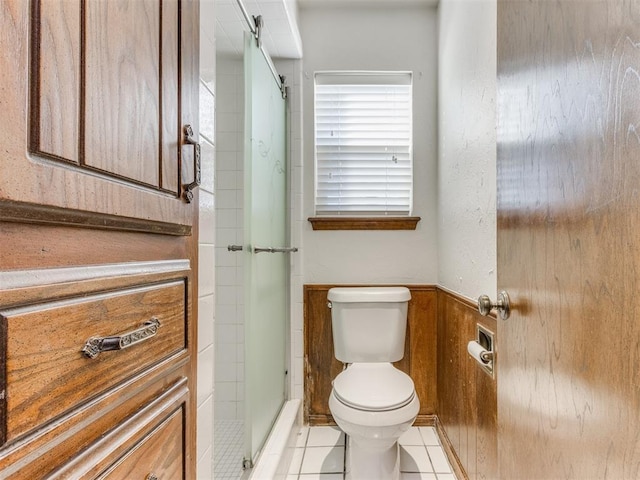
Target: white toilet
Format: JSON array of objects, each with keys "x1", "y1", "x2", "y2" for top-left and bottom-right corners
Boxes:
[{"x1": 327, "y1": 286, "x2": 419, "y2": 480}]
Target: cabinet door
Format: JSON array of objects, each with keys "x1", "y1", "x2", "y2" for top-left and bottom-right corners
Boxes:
[{"x1": 0, "y1": 0, "x2": 199, "y2": 232}]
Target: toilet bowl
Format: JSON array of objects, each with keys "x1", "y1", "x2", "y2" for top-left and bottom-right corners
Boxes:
[
  {"x1": 327, "y1": 287, "x2": 419, "y2": 480},
  {"x1": 329, "y1": 363, "x2": 420, "y2": 479}
]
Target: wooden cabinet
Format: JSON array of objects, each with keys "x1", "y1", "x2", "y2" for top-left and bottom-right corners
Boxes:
[
  {"x1": 2, "y1": 0, "x2": 198, "y2": 231},
  {"x1": 0, "y1": 0, "x2": 199, "y2": 478}
]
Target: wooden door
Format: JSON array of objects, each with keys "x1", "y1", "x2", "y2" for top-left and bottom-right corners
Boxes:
[
  {"x1": 497, "y1": 1, "x2": 640, "y2": 478},
  {"x1": 0, "y1": 0, "x2": 199, "y2": 478}
]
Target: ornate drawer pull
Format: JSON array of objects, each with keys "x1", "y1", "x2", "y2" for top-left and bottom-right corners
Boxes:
[
  {"x1": 82, "y1": 318, "x2": 161, "y2": 359},
  {"x1": 146, "y1": 474, "x2": 158, "y2": 480}
]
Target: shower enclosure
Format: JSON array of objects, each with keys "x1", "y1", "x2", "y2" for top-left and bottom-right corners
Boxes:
[
  {"x1": 214, "y1": 13, "x2": 289, "y2": 478},
  {"x1": 242, "y1": 30, "x2": 288, "y2": 466}
]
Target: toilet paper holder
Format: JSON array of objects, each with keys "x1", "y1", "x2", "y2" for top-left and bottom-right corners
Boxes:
[{"x1": 468, "y1": 324, "x2": 495, "y2": 377}]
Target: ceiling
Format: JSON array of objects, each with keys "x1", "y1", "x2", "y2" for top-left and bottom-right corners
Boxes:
[
  {"x1": 214, "y1": 0, "x2": 439, "y2": 60},
  {"x1": 214, "y1": 0, "x2": 303, "y2": 59}
]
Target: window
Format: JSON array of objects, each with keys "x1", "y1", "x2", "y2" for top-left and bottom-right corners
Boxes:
[{"x1": 314, "y1": 72, "x2": 413, "y2": 217}]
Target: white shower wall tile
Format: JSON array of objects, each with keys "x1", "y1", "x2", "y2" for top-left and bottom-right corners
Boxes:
[
  {"x1": 199, "y1": 245, "x2": 216, "y2": 297},
  {"x1": 288, "y1": 58, "x2": 305, "y2": 402},
  {"x1": 216, "y1": 208, "x2": 237, "y2": 229},
  {"x1": 216, "y1": 382, "x2": 237, "y2": 402},
  {"x1": 217, "y1": 266, "x2": 237, "y2": 286},
  {"x1": 217, "y1": 170, "x2": 238, "y2": 189},
  {"x1": 197, "y1": 445, "x2": 214, "y2": 480},
  {"x1": 216, "y1": 151, "x2": 237, "y2": 171},
  {"x1": 215, "y1": 56, "x2": 245, "y2": 423},
  {"x1": 197, "y1": 395, "x2": 214, "y2": 461},
  {"x1": 216, "y1": 247, "x2": 237, "y2": 267},
  {"x1": 198, "y1": 294, "x2": 215, "y2": 353},
  {"x1": 199, "y1": 191, "x2": 216, "y2": 244},
  {"x1": 197, "y1": 346, "x2": 215, "y2": 406},
  {"x1": 216, "y1": 131, "x2": 239, "y2": 153}
]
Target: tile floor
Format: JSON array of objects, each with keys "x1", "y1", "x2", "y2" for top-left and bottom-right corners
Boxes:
[
  {"x1": 214, "y1": 419, "x2": 245, "y2": 479},
  {"x1": 286, "y1": 426, "x2": 458, "y2": 480}
]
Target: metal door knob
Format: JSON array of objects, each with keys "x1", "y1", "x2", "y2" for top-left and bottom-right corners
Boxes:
[{"x1": 477, "y1": 291, "x2": 511, "y2": 320}]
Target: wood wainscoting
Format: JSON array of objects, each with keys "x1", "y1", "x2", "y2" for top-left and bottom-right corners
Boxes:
[
  {"x1": 304, "y1": 285, "x2": 498, "y2": 480},
  {"x1": 437, "y1": 288, "x2": 498, "y2": 480}
]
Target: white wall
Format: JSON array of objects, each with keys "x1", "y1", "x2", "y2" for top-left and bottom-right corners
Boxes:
[
  {"x1": 198, "y1": 0, "x2": 216, "y2": 478},
  {"x1": 437, "y1": 0, "x2": 497, "y2": 298},
  {"x1": 274, "y1": 58, "x2": 305, "y2": 402},
  {"x1": 214, "y1": 55, "x2": 245, "y2": 422},
  {"x1": 299, "y1": 4, "x2": 439, "y2": 285}
]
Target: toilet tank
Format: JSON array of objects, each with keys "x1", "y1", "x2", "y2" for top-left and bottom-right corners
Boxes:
[{"x1": 328, "y1": 287, "x2": 411, "y2": 363}]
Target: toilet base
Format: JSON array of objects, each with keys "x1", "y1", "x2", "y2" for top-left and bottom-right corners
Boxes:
[{"x1": 345, "y1": 436, "x2": 400, "y2": 480}]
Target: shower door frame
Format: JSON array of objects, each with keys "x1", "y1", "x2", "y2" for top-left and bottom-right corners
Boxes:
[{"x1": 242, "y1": 30, "x2": 290, "y2": 468}]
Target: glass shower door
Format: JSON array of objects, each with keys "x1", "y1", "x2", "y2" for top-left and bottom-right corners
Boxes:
[{"x1": 243, "y1": 31, "x2": 287, "y2": 465}]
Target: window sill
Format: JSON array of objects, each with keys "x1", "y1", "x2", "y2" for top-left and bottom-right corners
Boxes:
[{"x1": 308, "y1": 216, "x2": 421, "y2": 231}]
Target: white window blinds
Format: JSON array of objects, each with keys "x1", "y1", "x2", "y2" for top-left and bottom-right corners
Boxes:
[{"x1": 314, "y1": 72, "x2": 413, "y2": 216}]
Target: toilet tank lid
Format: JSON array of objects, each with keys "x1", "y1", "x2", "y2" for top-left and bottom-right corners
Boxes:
[{"x1": 328, "y1": 287, "x2": 411, "y2": 303}]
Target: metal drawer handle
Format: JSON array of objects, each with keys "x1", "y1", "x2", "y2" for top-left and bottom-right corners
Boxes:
[
  {"x1": 146, "y1": 474, "x2": 158, "y2": 480},
  {"x1": 183, "y1": 124, "x2": 201, "y2": 204},
  {"x1": 82, "y1": 318, "x2": 161, "y2": 359}
]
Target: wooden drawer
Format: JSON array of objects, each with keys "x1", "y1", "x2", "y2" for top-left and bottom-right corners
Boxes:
[
  {"x1": 99, "y1": 407, "x2": 184, "y2": 480},
  {"x1": 0, "y1": 280, "x2": 187, "y2": 443}
]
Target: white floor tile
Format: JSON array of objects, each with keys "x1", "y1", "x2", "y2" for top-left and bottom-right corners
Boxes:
[
  {"x1": 306, "y1": 426, "x2": 345, "y2": 447},
  {"x1": 399, "y1": 427, "x2": 425, "y2": 446},
  {"x1": 288, "y1": 447, "x2": 305, "y2": 475},
  {"x1": 300, "y1": 446, "x2": 345, "y2": 474},
  {"x1": 296, "y1": 427, "x2": 310, "y2": 448},
  {"x1": 419, "y1": 427, "x2": 441, "y2": 446},
  {"x1": 400, "y1": 445, "x2": 433, "y2": 473},
  {"x1": 401, "y1": 473, "x2": 438, "y2": 480},
  {"x1": 436, "y1": 474, "x2": 457, "y2": 480},
  {"x1": 298, "y1": 475, "x2": 344, "y2": 480},
  {"x1": 427, "y1": 446, "x2": 452, "y2": 473}
]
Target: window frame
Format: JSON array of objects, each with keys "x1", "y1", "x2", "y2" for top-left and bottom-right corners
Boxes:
[{"x1": 310, "y1": 71, "x2": 418, "y2": 229}]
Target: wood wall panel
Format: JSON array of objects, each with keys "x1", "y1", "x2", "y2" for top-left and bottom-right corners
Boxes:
[
  {"x1": 304, "y1": 285, "x2": 437, "y2": 425},
  {"x1": 437, "y1": 289, "x2": 497, "y2": 480}
]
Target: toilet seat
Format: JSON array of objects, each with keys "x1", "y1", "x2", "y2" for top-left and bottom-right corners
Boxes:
[{"x1": 332, "y1": 363, "x2": 415, "y2": 412}]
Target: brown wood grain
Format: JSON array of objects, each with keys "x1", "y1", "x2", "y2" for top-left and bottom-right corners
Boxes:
[
  {"x1": 99, "y1": 408, "x2": 184, "y2": 480},
  {"x1": 2, "y1": 280, "x2": 187, "y2": 441},
  {"x1": 84, "y1": 0, "x2": 160, "y2": 186},
  {"x1": 47, "y1": 378, "x2": 188, "y2": 480},
  {"x1": 304, "y1": 285, "x2": 437, "y2": 425},
  {"x1": 1, "y1": 0, "x2": 195, "y2": 228},
  {"x1": 437, "y1": 289, "x2": 497, "y2": 480},
  {"x1": 308, "y1": 216, "x2": 421, "y2": 231},
  {"x1": 35, "y1": 0, "x2": 80, "y2": 163},
  {"x1": 0, "y1": 222, "x2": 189, "y2": 271},
  {"x1": 497, "y1": 1, "x2": 640, "y2": 478},
  {"x1": 0, "y1": 0, "x2": 200, "y2": 476},
  {"x1": 160, "y1": 0, "x2": 180, "y2": 194},
  {"x1": 0, "y1": 362, "x2": 189, "y2": 479}
]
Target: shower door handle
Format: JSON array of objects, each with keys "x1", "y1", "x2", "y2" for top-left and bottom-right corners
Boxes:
[{"x1": 254, "y1": 246, "x2": 299, "y2": 254}]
